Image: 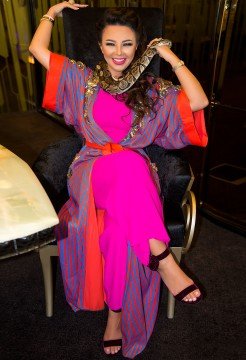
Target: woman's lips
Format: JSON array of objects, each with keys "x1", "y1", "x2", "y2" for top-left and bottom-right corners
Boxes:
[{"x1": 112, "y1": 58, "x2": 127, "y2": 65}]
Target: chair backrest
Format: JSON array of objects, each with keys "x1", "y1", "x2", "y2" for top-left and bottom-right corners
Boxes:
[{"x1": 63, "y1": 7, "x2": 163, "y2": 75}]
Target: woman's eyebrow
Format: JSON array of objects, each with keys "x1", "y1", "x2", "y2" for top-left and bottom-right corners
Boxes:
[{"x1": 105, "y1": 39, "x2": 133, "y2": 42}]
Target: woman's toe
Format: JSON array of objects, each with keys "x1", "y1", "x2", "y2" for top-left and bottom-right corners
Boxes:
[
  {"x1": 112, "y1": 346, "x2": 120, "y2": 354},
  {"x1": 104, "y1": 345, "x2": 121, "y2": 355},
  {"x1": 193, "y1": 289, "x2": 201, "y2": 299},
  {"x1": 188, "y1": 290, "x2": 201, "y2": 302},
  {"x1": 183, "y1": 292, "x2": 196, "y2": 302}
]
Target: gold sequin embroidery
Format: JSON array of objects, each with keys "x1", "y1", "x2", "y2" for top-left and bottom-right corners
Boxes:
[
  {"x1": 68, "y1": 58, "x2": 85, "y2": 70},
  {"x1": 156, "y1": 78, "x2": 180, "y2": 98},
  {"x1": 150, "y1": 162, "x2": 158, "y2": 172}
]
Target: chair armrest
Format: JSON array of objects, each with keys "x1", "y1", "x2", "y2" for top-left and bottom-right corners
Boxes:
[
  {"x1": 181, "y1": 190, "x2": 196, "y2": 253},
  {"x1": 32, "y1": 134, "x2": 83, "y2": 211},
  {"x1": 145, "y1": 144, "x2": 196, "y2": 250}
]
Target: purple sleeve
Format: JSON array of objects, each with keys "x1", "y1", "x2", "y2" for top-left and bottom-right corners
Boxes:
[
  {"x1": 154, "y1": 88, "x2": 208, "y2": 149},
  {"x1": 42, "y1": 52, "x2": 92, "y2": 127}
]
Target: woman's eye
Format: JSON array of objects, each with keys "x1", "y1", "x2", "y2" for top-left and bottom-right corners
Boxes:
[{"x1": 105, "y1": 43, "x2": 133, "y2": 47}]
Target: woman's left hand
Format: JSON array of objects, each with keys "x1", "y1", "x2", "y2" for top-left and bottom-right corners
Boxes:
[{"x1": 148, "y1": 38, "x2": 179, "y2": 65}]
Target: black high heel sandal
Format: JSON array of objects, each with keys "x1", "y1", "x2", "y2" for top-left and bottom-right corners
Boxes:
[
  {"x1": 103, "y1": 309, "x2": 122, "y2": 354},
  {"x1": 103, "y1": 339, "x2": 122, "y2": 348},
  {"x1": 149, "y1": 247, "x2": 203, "y2": 304}
]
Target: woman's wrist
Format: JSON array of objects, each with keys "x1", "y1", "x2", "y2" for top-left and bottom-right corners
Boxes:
[
  {"x1": 172, "y1": 60, "x2": 185, "y2": 72},
  {"x1": 156, "y1": 45, "x2": 186, "y2": 73},
  {"x1": 157, "y1": 47, "x2": 178, "y2": 64},
  {"x1": 40, "y1": 14, "x2": 55, "y2": 25},
  {"x1": 46, "y1": 8, "x2": 56, "y2": 20},
  {"x1": 165, "y1": 52, "x2": 180, "y2": 67}
]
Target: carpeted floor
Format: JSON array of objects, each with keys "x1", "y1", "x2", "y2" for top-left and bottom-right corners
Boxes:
[{"x1": 0, "y1": 111, "x2": 245, "y2": 360}]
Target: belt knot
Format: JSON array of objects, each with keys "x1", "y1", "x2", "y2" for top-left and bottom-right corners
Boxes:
[{"x1": 86, "y1": 140, "x2": 123, "y2": 155}]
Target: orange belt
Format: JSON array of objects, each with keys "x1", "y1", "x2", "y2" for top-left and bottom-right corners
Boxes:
[{"x1": 86, "y1": 140, "x2": 124, "y2": 155}]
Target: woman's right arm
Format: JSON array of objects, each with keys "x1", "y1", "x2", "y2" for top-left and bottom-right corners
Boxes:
[{"x1": 29, "y1": 2, "x2": 88, "y2": 70}]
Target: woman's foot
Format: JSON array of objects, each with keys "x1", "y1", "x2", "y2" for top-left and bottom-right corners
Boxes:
[
  {"x1": 103, "y1": 309, "x2": 122, "y2": 355},
  {"x1": 149, "y1": 240, "x2": 201, "y2": 302}
]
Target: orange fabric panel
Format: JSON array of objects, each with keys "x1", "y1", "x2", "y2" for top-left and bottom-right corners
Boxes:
[
  {"x1": 42, "y1": 53, "x2": 65, "y2": 112},
  {"x1": 177, "y1": 90, "x2": 208, "y2": 147},
  {"x1": 83, "y1": 184, "x2": 105, "y2": 310}
]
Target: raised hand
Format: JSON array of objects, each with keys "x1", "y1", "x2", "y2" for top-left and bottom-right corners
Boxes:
[
  {"x1": 147, "y1": 37, "x2": 175, "y2": 63},
  {"x1": 29, "y1": 1, "x2": 88, "y2": 69},
  {"x1": 47, "y1": 1, "x2": 88, "y2": 19}
]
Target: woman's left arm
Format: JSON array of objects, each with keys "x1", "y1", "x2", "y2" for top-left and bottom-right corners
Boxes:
[{"x1": 154, "y1": 43, "x2": 209, "y2": 112}]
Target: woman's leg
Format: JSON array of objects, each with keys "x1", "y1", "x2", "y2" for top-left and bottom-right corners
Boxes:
[
  {"x1": 92, "y1": 150, "x2": 200, "y2": 356},
  {"x1": 103, "y1": 309, "x2": 122, "y2": 355}
]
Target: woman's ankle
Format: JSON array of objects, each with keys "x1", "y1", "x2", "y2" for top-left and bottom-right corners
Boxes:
[
  {"x1": 107, "y1": 309, "x2": 122, "y2": 326},
  {"x1": 104, "y1": 309, "x2": 122, "y2": 340}
]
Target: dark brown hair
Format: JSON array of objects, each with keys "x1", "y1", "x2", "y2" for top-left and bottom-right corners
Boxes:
[{"x1": 96, "y1": 8, "x2": 159, "y2": 124}]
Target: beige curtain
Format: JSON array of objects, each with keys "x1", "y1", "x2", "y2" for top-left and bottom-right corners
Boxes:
[
  {"x1": 12, "y1": 0, "x2": 31, "y2": 63},
  {"x1": 0, "y1": 10, "x2": 8, "y2": 58},
  {"x1": 141, "y1": 0, "x2": 163, "y2": 8}
]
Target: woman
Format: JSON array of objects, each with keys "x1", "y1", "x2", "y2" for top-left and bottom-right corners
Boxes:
[{"x1": 29, "y1": 1, "x2": 208, "y2": 358}]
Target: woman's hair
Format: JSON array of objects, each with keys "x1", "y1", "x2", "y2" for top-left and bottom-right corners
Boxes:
[{"x1": 96, "y1": 8, "x2": 159, "y2": 125}]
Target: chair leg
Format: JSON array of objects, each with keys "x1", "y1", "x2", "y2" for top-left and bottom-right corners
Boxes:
[
  {"x1": 167, "y1": 247, "x2": 182, "y2": 319},
  {"x1": 39, "y1": 244, "x2": 58, "y2": 317}
]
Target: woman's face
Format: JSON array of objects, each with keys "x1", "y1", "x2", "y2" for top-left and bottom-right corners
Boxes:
[{"x1": 100, "y1": 25, "x2": 138, "y2": 79}]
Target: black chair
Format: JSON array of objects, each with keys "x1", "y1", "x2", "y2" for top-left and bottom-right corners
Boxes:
[{"x1": 33, "y1": 7, "x2": 197, "y2": 319}]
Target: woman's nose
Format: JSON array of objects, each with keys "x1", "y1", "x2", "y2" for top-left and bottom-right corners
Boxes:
[{"x1": 115, "y1": 45, "x2": 122, "y2": 56}]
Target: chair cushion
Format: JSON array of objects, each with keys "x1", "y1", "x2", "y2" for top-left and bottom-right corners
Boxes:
[
  {"x1": 145, "y1": 144, "x2": 191, "y2": 203},
  {"x1": 32, "y1": 134, "x2": 82, "y2": 211}
]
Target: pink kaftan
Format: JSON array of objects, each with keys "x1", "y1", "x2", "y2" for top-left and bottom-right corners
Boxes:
[
  {"x1": 42, "y1": 53, "x2": 208, "y2": 358},
  {"x1": 91, "y1": 88, "x2": 170, "y2": 311}
]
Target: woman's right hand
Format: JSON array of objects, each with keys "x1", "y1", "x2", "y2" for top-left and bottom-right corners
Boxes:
[
  {"x1": 29, "y1": 1, "x2": 88, "y2": 69},
  {"x1": 47, "y1": 1, "x2": 88, "y2": 19}
]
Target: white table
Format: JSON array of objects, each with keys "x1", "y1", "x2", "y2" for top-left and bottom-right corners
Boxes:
[{"x1": 0, "y1": 145, "x2": 59, "y2": 258}]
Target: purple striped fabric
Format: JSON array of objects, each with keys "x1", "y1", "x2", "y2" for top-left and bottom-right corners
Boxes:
[
  {"x1": 43, "y1": 53, "x2": 207, "y2": 358},
  {"x1": 122, "y1": 245, "x2": 160, "y2": 358}
]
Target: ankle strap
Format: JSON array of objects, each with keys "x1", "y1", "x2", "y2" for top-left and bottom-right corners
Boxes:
[{"x1": 148, "y1": 247, "x2": 170, "y2": 271}]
